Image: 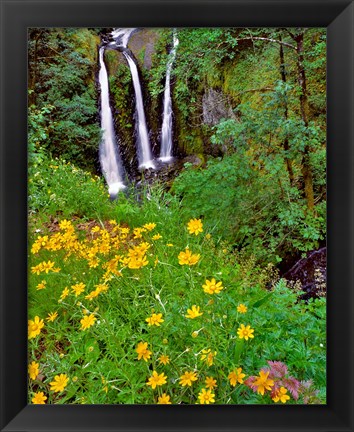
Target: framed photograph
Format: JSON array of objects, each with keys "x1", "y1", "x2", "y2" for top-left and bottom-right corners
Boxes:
[{"x1": 1, "y1": 0, "x2": 353, "y2": 431}]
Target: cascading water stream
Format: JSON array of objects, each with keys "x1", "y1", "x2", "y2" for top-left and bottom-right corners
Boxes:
[
  {"x1": 98, "y1": 46, "x2": 126, "y2": 198},
  {"x1": 110, "y1": 28, "x2": 136, "y2": 48},
  {"x1": 123, "y1": 51, "x2": 155, "y2": 169},
  {"x1": 109, "y1": 28, "x2": 155, "y2": 169},
  {"x1": 159, "y1": 29, "x2": 179, "y2": 162}
]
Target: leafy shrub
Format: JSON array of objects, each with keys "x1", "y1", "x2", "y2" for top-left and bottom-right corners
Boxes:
[{"x1": 28, "y1": 216, "x2": 325, "y2": 404}]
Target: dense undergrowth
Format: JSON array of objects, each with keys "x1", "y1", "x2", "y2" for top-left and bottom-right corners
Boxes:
[{"x1": 28, "y1": 159, "x2": 326, "y2": 404}]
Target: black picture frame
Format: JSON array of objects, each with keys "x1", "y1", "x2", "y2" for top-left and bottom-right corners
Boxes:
[{"x1": 1, "y1": 0, "x2": 353, "y2": 431}]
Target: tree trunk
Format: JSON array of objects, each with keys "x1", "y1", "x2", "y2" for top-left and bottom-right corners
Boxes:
[
  {"x1": 279, "y1": 37, "x2": 294, "y2": 187},
  {"x1": 294, "y1": 31, "x2": 315, "y2": 211}
]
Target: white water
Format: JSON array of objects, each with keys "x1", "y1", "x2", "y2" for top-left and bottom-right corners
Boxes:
[
  {"x1": 111, "y1": 28, "x2": 136, "y2": 48},
  {"x1": 98, "y1": 47, "x2": 126, "y2": 196},
  {"x1": 123, "y1": 51, "x2": 155, "y2": 169},
  {"x1": 159, "y1": 30, "x2": 179, "y2": 162}
]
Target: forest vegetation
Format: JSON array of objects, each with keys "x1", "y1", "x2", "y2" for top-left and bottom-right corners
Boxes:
[{"x1": 28, "y1": 27, "x2": 326, "y2": 405}]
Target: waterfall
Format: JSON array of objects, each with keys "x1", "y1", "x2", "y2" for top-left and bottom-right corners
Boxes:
[
  {"x1": 98, "y1": 47, "x2": 126, "y2": 198},
  {"x1": 159, "y1": 29, "x2": 179, "y2": 162},
  {"x1": 123, "y1": 51, "x2": 155, "y2": 169},
  {"x1": 111, "y1": 28, "x2": 136, "y2": 48}
]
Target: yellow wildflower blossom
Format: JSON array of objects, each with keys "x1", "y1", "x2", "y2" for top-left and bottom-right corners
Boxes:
[
  {"x1": 71, "y1": 282, "x2": 85, "y2": 296},
  {"x1": 185, "y1": 305, "x2": 203, "y2": 319},
  {"x1": 237, "y1": 304, "x2": 248, "y2": 314},
  {"x1": 202, "y1": 278, "x2": 223, "y2": 295},
  {"x1": 200, "y1": 349, "x2": 216, "y2": 366},
  {"x1": 32, "y1": 392, "x2": 47, "y2": 404},
  {"x1": 272, "y1": 386, "x2": 290, "y2": 403},
  {"x1": 28, "y1": 316, "x2": 44, "y2": 339},
  {"x1": 59, "y1": 287, "x2": 70, "y2": 301},
  {"x1": 159, "y1": 355, "x2": 170, "y2": 365},
  {"x1": 253, "y1": 370, "x2": 274, "y2": 395},
  {"x1": 237, "y1": 324, "x2": 254, "y2": 341},
  {"x1": 49, "y1": 374, "x2": 69, "y2": 392},
  {"x1": 146, "y1": 313, "x2": 164, "y2": 326},
  {"x1": 205, "y1": 376, "x2": 217, "y2": 390},
  {"x1": 46, "y1": 311, "x2": 58, "y2": 322},
  {"x1": 158, "y1": 393, "x2": 171, "y2": 404},
  {"x1": 136, "y1": 342, "x2": 152, "y2": 361},
  {"x1": 179, "y1": 371, "x2": 197, "y2": 387},
  {"x1": 228, "y1": 367, "x2": 246, "y2": 387},
  {"x1": 36, "y1": 280, "x2": 46, "y2": 290},
  {"x1": 198, "y1": 388, "x2": 215, "y2": 404},
  {"x1": 28, "y1": 361, "x2": 39, "y2": 380},
  {"x1": 143, "y1": 223, "x2": 156, "y2": 231},
  {"x1": 187, "y1": 218, "x2": 203, "y2": 236},
  {"x1": 80, "y1": 314, "x2": 97, "y2": 330},
  {"x1": 178, "y1": 248, "x2": 200, "y2": 266},
  {"x1": 146, "y1": 371, "x2": 167, "y2": 389}
]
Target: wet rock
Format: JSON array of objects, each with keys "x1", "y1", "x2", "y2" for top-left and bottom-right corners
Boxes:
[
  {"x1": 202, "y1": 88, "x2": 236, "y2": 126},
  {"x1": 283, "y1": 247, "x2": 326, "y2": 300}
]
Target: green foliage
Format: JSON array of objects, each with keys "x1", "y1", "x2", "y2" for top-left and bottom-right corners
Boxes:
[
  {"x1": 28, "y1": 209, "x2": 325, "y2": 404},
  {"x1": 28, "y1": 28, "x2": 101, "y2": 170},
  {"x1": 172, "y1": 151, "x2": 325, "y2": 263},
  {"x1": 28, "y1": 157, "x2": 113, "y2": 220},
  {"x1": 28, "y1": 102, "x2": 55, "y2": 164}
]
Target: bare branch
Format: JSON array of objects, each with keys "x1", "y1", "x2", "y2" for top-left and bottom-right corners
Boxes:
[{"x1": 235, "y1": 37, "x2": 296, "y2": 50}]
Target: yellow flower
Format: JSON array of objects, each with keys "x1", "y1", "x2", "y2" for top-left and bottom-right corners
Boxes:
[
  {"x1": 253, "y1": 370, "x2": 274, "y2": 395},
  {"x1": 205, "y1": 233, "x2": 211, "y2": 240},
  {"x1": 187, "y1": 218, "x2": 203, "y2": 236},
  {"x1": 166, "y1": 243, "x2": 174, "y2": 247},
  {"x1": 202, "y1": 278, "x2": 223, "y2": 295},
  {"x1": 28, "y1": 316, "x2": 44, "y2": 339},
  {"x1": 49, "y1": 374, "x2": 69, "y2": 392},
  {"x1": 152, "y1": 234, "x2": 162, "y2": 241},
  {"x1": 272, "y1": 386, "x2": 290, "y2": 403},
  {"x1": 41, "y1": 260, "x2": 55, "y2": 274},
  {"x1": 133, "y1": 228, "x2": 144, "y2": 239},
  {"x1": 146, "y1": 371, "x2": 167, "y2": 389},
  {"x1": 158, "y1": 393, "x2": 171, "y2": 404},
  {"x1": 128, "y1": 256, "x2": 149, "y2": 269},
  {"x1": 32, "y1": 392, "x2": 47, "y2": 404},
  {"x1": 36, "y1": 280, "x2": 46, "y2": 290},
  {"x1": 178, "y1": 248, "x2": 200, "y2": 266},
  {"x1": 71, "y1": 282, "x2": 85, "y2": 296},
  {"x1": 179, "y1": 371, "x2": 198, "y2": 387},
  {"x1": 59, "y1": 287, "x2": 70, "y2": 301},
  {"x1": 228, "y1": 367, "x2": 246, "y2": 386},
  {"x1": 185, "y1": 305, "x2": 203, "y2": 319},
  {"x1": 200, "y1": 349, "x2": 216, "y2": 366},
  {"x1": 59, "y1": 219, "x2": 73, "y2": 231},
  {"x1": 159, "y1": 355, "x2": 170, "y2": 365},
  {"x1": 80, "y1": 314, "x2": 97, "y2": 330},
  {"x1": 237, "y1": 303, "x2": 248, "y2": 314},
  {"x1": 136, "y1": 342, "x2": 152, "y2": 361},
  {"x1": 85, "y1": 289, "x2": 101, "y2": 301},
  {"x1": 237, "y1": 324, "x2": 254, "y2": 341},
  {"x1": 28, "y1": 361, "x2": 39, "y2": 380},
  {"x1": 146, "y1": 313, "x2": 164, "y2": 326},
  {"x1": 46, "y1": 311, "x2": 58, "y2": 322},
  {"x1": 143, "y1": 223, "x2": 156, "y2": 231},
  {"x1": 205, "y1": 376, "x2": 217, "y2": 390},
  {"x1": 198, "y1": 388, "x2": 215, "y2": 404}
]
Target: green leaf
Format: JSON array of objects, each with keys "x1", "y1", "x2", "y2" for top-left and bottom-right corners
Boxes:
[
  {"x1": 251, "y1": 292, "x2": 273, "y2": 308},
  {"x1": 234, "y1": 338, "x2": 244, "y2": 364}
]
